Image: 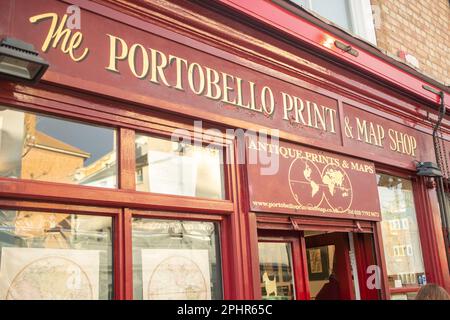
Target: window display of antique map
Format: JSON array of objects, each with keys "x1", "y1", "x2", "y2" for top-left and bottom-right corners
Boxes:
[
  {"x1": 141, "y1": 249, "x2": 211, "y2": 300},
  {"x1": 0, "y1": 247, "x2": 100, "y2": 300},
  {"x1": 309, "y1": 248, "x2": 323, "y2": 274}
]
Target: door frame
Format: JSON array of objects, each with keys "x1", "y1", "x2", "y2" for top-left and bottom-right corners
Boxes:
[
  {"x1": 305, "y1": 232, "x2": 355, "y2": 300},
  {"x1": 257, "y1": 229, "x2": 309, "y2": 300},
  {"x1": 251, "y1": 213, "x2": 384, "y2": 300}
]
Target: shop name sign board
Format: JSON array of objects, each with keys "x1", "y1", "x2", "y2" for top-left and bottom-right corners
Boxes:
[
  {"x1": 2, "y1": 0, "x2": 433, "y2": 166},
  {"x1": 247, "y1": 137, "x2": 381, "y2": 220},
  {"x1": 342, "y1": 104, "x2": 435, "y2": 163},
  {"x1": 27, "y1": 11, "x2": 338, "y2": 134}
]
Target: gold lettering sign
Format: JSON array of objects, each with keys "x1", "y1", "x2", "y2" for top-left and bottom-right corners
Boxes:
[
  {"x1": 247, "y1": 138, "x2": 381, "y2": 219},
  {"x1": 248, "y1": 139, "x2": 375, "y2": 174},
  {"x1": 28, "y1": 11, "x2": 419, "y2": 161},
  {"x1": 29, "y1": 13, "x2": 89, "y2": 62},
  {"x1": 28, "y1": 11, "x2": 338, "y2": 136},
  {"x1": 344, "y1": 116, "x2": 417, "y2": 156},
  {"x1": 105, "y1": 34, "x2": 287, "y2": 117}
]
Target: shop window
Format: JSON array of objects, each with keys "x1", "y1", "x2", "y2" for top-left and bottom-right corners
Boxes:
[
  {"x1": 0, "y1": 106, "x2": 117, "y2": 188},
  {"x1": 377, "y1": 173, "x2": 425, "y2": 298},
  {"x1": 134, "y1": 134, "x2": 225, "y2": 199},
  {"x1": 131, "y1": 218, "x2": 223, "y2": 300},
  {"x1": 0, "y1": 209, "x2": 113, "y2": 299},
  {"x1": 289, "y1": 0, "x2": 377, "y2": 44},
  {"x1": 258, "y1": 242, "x2": 295, "y2": 300}
]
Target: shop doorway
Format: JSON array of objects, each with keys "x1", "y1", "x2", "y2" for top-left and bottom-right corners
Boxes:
[
  {"x1": 257, "y1": 224, "x2": 380, "y2": 300},
  {"x1": 305, "y1": 231, "x2": 356, "y2": 300}
]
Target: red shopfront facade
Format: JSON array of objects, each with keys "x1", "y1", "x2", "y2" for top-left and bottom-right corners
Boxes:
[{"x1": 0, "y1": 0, "x2": 449, "y2": 300}]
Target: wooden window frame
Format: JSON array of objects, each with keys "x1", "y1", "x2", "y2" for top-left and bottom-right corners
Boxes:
[
  {"x1": 375, "y1": 165, "x2": 443, "y2": 299},
  {"x1": 126, "y1": 209, "x2": 230, "y2": 300},
  {"x1": 0, "y1": 83, "x2": 241, "y2": 299},
  {"x1": 257, "y1": 231, "x2": 309, "y2": 300},
  {"x1": 251, "y1": 213, "x2": 381, "y2": 300},
  {"x1": 0, "y1": 199, "x2": 122, "y2": 299}
]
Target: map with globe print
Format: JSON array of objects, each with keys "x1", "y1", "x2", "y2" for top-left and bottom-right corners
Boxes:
[
  {"x1": 147, "y1": 255, "x2": 208, "y2": 300},
  {"x1": 322, "y1": 168, "x2": 344, "y2": 195},
  {"x1": 6, "y1": 257, "x2": 93, "y2": 300},
  {"x1": 141, "y1": 249, "x2": 211, "y2": 300},
  {"x1": 289, "y1": 158, "x2": 353, "y2": 213},
  {"x1": 0, "y1": 248, "x2": 100, "y2": 300}
]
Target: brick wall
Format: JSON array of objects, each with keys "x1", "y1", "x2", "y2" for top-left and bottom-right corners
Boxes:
[{"x1": 371, "y1": 0, "x2": 450, "y2": 85}]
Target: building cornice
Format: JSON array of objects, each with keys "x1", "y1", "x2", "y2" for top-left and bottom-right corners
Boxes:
[{"x1": 211, "y1": 0, "x2": 449, "y2": 107}]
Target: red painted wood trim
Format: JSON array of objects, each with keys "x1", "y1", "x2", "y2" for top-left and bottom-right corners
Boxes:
[
  {"x1": 0, "y1": 178, "x2": 234, "y2": 214},
  {"x1": 123, "y1": 208, "x2": 133, "y2": 299},
  {"x1": 119, "y1": 128, "x2": 136, "y2": 190},
  {"x1": 218, "y1": 216, "x2": 231, "y2": 299},
  {"x1": 227, "y1": 140, "x2": 247, "y2": 299},
  {"x1": 292, "y1": 236, "x2": 308, "y2": 300},
  {"x1": 354, "y1": 233, "x2": 380, "y2": 300},
  {"x1": 232, "y1": 194, "x2": 247, "y2": 297},
  {"x1": 216, "y1": 0, "x2": 449, "y2": 108},
  {"x1": 299, "y1": 233, "x2": 310, "y2": 300},
  {"x1": 256, "y1": 214, "x2": 374, "y2": 232},
  {"x1": 114, "y1": 209, "x2": 125, "y2": 300},
  {"x1": 248, "y1": 212, "x2": 262, "y2": 300},
  {"x1": 375, "y1": 163, "x2": 415, "y2": 179},
  {"x1": 0, "y1": 199, "x2": 120, "y2": 215},
  {"x1": 220, "y1": 212, "x2": 235, "y2": 299},
  {"x1": 374, "y1": 222, "x2": 390, "y2": 300},
  {"x1": 413, "y1": 177, "x2": 450, "y2": 291},
  {"x1": 131, "y1": 210, "x2": 224, "y2": 222}
]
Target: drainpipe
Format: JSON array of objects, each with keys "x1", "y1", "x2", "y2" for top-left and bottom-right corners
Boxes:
[{"x1": 424, "y1": 85, "x2": 450, "y2": 271}]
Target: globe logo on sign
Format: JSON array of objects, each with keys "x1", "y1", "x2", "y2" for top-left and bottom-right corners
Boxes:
[{"x1": 288, "y1": 158, "x2": 353, "y2": 213}]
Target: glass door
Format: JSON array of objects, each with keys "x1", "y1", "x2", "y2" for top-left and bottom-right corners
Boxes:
[
  {"x1": 258, "y1": 241, "x2": 296, "y2": 300},
  {"x1": 257, "y1": 232, "x2": 308, "y2": 300}
]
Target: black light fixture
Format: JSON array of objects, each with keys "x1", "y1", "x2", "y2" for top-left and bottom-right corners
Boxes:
[
  {"x1": 416, "y1": 161, "x2": 442, "y2": 177},
  {"x1": 0, "y1": 37, "x2": 49, "y2": 83}
]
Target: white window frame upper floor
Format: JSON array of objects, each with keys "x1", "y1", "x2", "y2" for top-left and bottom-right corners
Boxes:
[{"x1": 289, "y1": 0, "x2": 378, "y2": 45}]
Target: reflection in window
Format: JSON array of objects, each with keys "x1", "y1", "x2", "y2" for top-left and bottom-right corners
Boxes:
[
  {"x1": 0, "y1": 106, "x2": 117, "y2": 188},
  {"x1": 0, "y1": 210, "x2": 113, "y2": 299},
  {"x1": 292, "y1": 0, "x2": 352, "y2": 30},
  {"x1": 258, "y1": 242, "x2": 295, "y2": 300},
  {"x1": 132, "y1": 218, "x2": 222, "y2": 300},
  {"x1": 289, "y1": 0, "x2": 377, "y2": 43},
  {"x1": 377, "y1": 174, "x2": 425, "y2": 292},
  {"x1": 135, "y1": 134, "x2": 225, "y2": 199}
]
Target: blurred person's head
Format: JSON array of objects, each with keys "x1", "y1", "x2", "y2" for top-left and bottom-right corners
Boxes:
[{"x1": 415, "y1": 284, "x2": 450, "y2": 300}]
